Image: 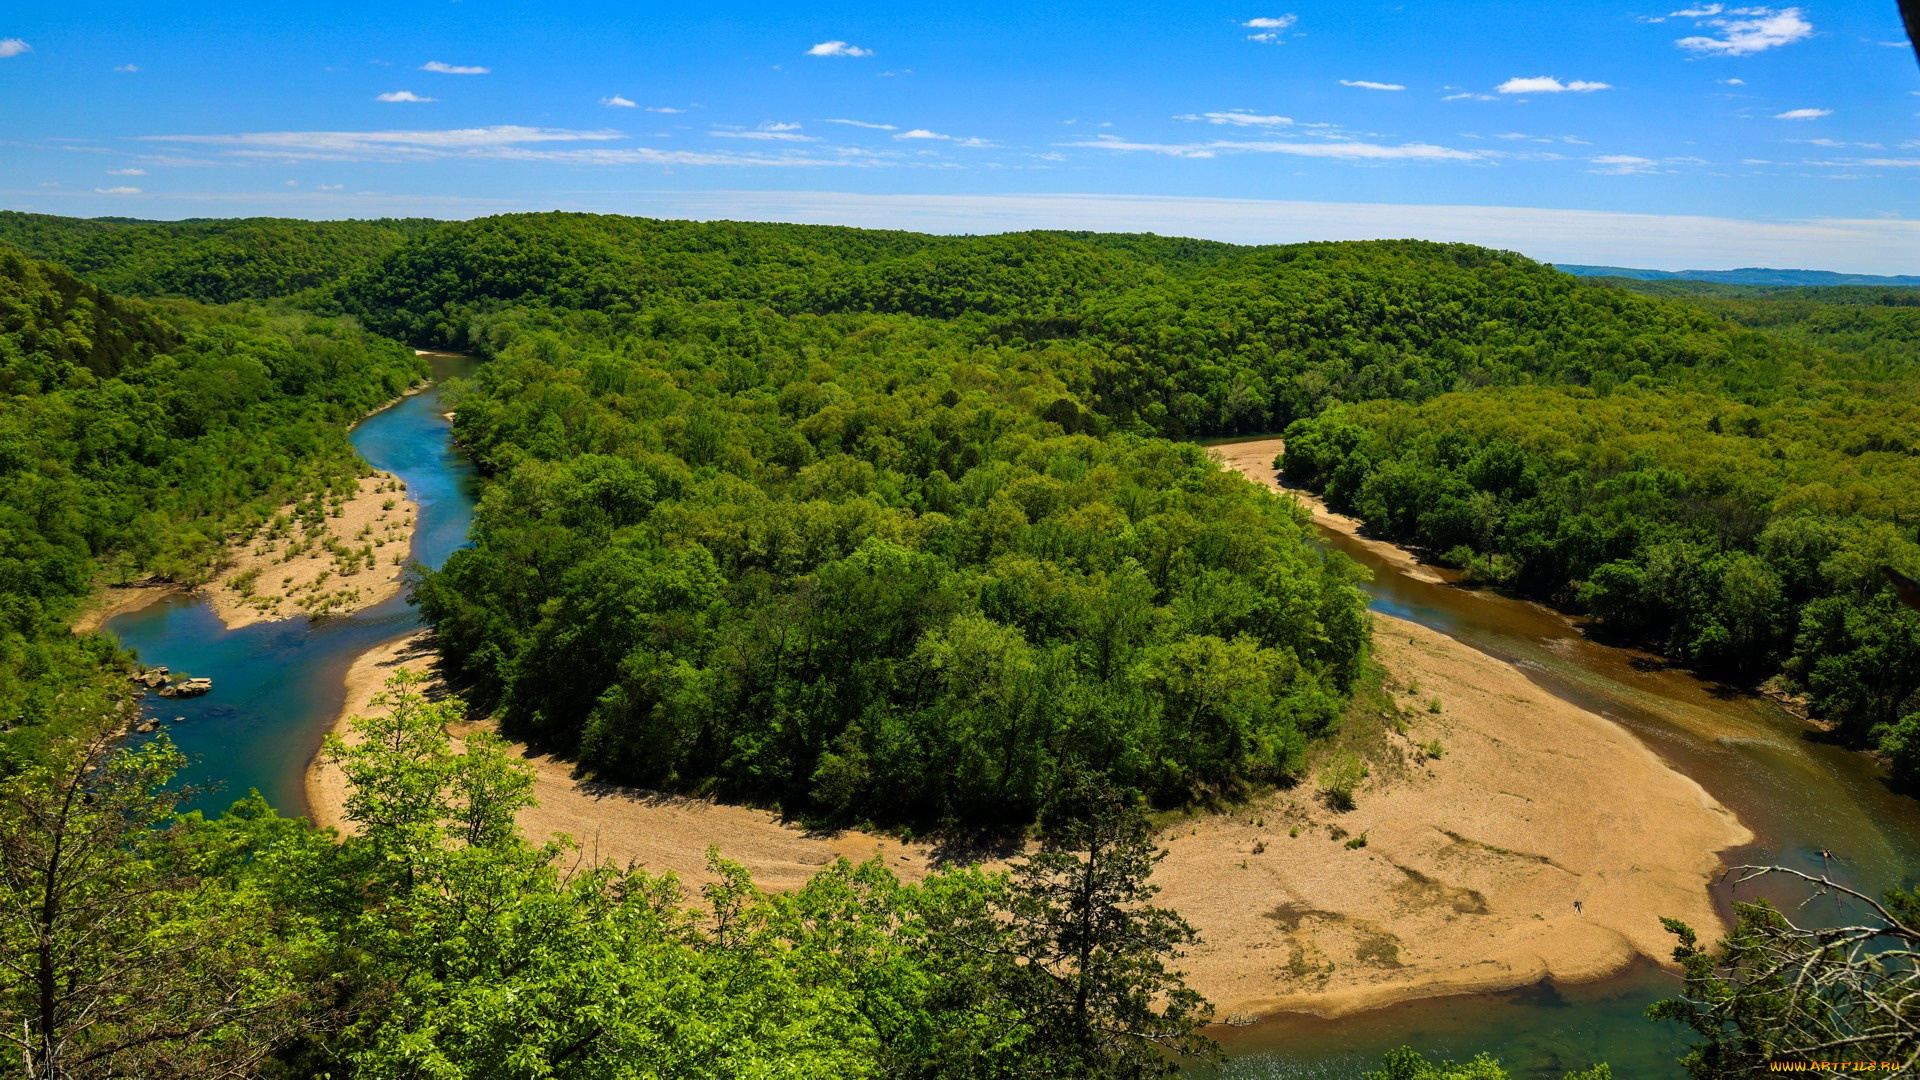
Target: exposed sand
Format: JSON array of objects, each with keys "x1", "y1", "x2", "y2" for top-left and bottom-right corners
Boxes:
[
  {"x1": 1157, "y1": 613, "x2": 1750, "y2": 1018},
  {"x1": 306, "y1": 632, "x2": 933, "y2": 891},
  {"x1": 1211, "y1": 438, "x2": 1449, "y2": 585},
  {"x1": 71, "y1": 581, "x2": 183, "y2": 634},
  {"x1": 309, "y1": 615, "x2": 1749, "y2": 1022},
  {"x1": 201, "y1": 472, "x2": 416, "y2": 630}
]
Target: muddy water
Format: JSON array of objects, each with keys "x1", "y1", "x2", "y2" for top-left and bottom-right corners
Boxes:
[{"x1": 1201, "y1": 435, "x2": 1920, "y2": 1078}]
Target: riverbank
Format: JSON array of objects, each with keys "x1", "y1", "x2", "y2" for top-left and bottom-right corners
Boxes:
[
  {"x1": 308, "y1": 613, "x2": 1748, "y2": 1021},
  {"x1": 306, "y1": 631, "x2": 933, "y2": 891},
  {"x1": 1210, "y1": 438, "x2": 1448, "y2": 585}
]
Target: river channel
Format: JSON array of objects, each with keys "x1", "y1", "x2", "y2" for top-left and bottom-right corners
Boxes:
[{"x1": 102, "y1": 406, "x2": 1916, "y2": 1077}]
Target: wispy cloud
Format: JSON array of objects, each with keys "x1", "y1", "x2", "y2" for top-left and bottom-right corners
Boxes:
[
  {"x1": 94, "y1": 186, "x2": 141, "y2": 194},
  {"x1": 1340, "y1": 80, "x2": 1405, "y2": 91},
  {"x1": 1243, "y1": 14, "x2": 1297, "y2": 43},
  {"x1": 1443, "y1": 91, "x2": 1497, "y2": 102},
  {"x1": 1719, "y1": 77, "x2": 1745, "y2": 85},
  {"x1": 114, "y1": 63, "x2": 139, "y2": 73},
  {"x1": 1774, "y1": 107, "x2": 1832, "y2": 120},
  {"x1": 375, "y1": 90, "x2": 436, "y2": 103},
  {"x1": 646, "y1": 106, "x2": 686, "y2": 114},
  {"x1": 821, "y1": 118, "x2": 898, "y2": 130},
  {"x1": 422, "y1": 60, "x2": 489, "y2": 75},
  {"x1": 1497, "y1": 76, "x2": 1612, "y2": 94},
  {"x1": 138, "y1": 126, "x2": 897, "y2": 169},
  {"x1": 807, "y1": 40, "x2": 874, "y2": 57},
  {"x1": 106, "y1": 167, "x2": 146, "y2": 176},
  {"x1": 713, "y1": 122, "x2": 816, "y2": 142},
  {"x1": 1674, "y1": 6, "x2": 1813, "y2": 55},
  {"x1": 1176, "y1": 111, "x2": 1294, "y2": 127},
  {"x1": 895, "y1": 129, "x2": 994, "y2": 147},
  {"x1": 602, "y1": 95, "x2": 637, "y2": 108},
  {"x1": 140, "y1": 125, "x2": 625, "y2": 162},
  {"x1": 317, "y1": 183, "x2": 343, "y2": 190},
  {"x1": 1068, "y1": 134, "x2": 1479, "y2": 161},
  {"x1": 1589, "y1": 154, "x2": 1660, "y2": 174},
  {"x1": 0, "y1": 38, "x2": 29, "y2": 58}
]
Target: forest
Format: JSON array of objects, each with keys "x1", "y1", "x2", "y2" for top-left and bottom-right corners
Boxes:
[
  {"x1": 4, "y1": 209, "x2": 1916, "y2": 1074},
  {"x1": 0, "y1": 239, "x2": 422, "y2": 767}
]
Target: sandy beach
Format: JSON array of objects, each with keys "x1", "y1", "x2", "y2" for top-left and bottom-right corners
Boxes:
[{"x1": 308, "y1": 619, "x2": 1748, "y2": 1020}]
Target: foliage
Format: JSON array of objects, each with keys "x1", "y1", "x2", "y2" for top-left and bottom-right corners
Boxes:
[
  {"x1": 1280, "y1": 328, "x2": 1920, "y2": 755},
  {"x1": 1366, "y1": 1047, "x2": 1613, "y2": 1079},
  {"x1": 1650, "y1": 867, "x2": 1920, "y2": 1077},
  {"x1": 410, "y1": 299, "x2": 1370, "y2": 828},
  {"x1": 4, "y1": 674, "x2": 1221, "y2": 1078},
  {"x1": 0, "y1": 212, "x2": 436, "y2": 304},
  {"x1": 0, "y1": 733, "x2": 308, "y2": 1077},
  {"x1": 0, "y1": 241, "x2": 422, "y2": 763}
]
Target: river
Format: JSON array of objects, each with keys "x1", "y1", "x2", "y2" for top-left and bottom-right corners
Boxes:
[
  {"x1": 104, "y1": 351, "x2": 480, "y2": 818},
  {"x1": 101, "y1": 406, "x2": 1917, "y2": 1076}
]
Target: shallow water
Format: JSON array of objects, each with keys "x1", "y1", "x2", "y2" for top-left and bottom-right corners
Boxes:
[
  {"x1": 105, "y1": 353, "x2": 479, "y2": 817},
  {"x1": 100, "y1": 413, "x2": 1917, "y2": 1075},
  {"x1": 1199, "y1": 434, "x2": 1920, "y2": 1077}
]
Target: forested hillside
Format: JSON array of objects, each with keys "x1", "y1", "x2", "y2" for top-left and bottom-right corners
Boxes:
[
  {"x1": 1283, "y1": 278, "x2": 1920, "y2": 777},
  {"x1": 0, "y1": 211, "x2": 435, "y2": 304},
  {"x1": 0, "y1": 241, "x2": 421, "y2": 765}
]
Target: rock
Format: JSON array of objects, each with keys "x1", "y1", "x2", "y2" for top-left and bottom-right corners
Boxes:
[
  {"x1": 156, "y1": 687, "x2": 177, "y2": 698},
  {"x1": 171, "y1": 716, "x2": 185, "y2": 724},
  {"x1": 175, "y1": 678, "x2": 212, "y2": 697},
  {"x1": 135, "y1": 719, "x2": 157, "y2": 734},
  {"x1": 141, "y1": 671, "x2": 169, "y2": 689}
]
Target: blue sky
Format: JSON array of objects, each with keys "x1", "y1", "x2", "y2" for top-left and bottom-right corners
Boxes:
[{"x1": 2, "y1": 1, "x2": 1918, "y2": 271}]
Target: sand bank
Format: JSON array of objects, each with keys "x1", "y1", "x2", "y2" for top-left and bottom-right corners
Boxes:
[
  {"x1": 1211, "y1": 437, "x2": 1448, "y2": 585},
  {"x1": 309, "y1": 611, "x2": 1749, "y2": 1021},
  {"x1": 198, "y1": 472, "x2": 416, "y2": 630},
  {"x1": 305, "y1": 632, "x2": 933, "y2": 891}
]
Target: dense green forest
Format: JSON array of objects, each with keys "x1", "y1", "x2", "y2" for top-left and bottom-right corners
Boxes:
[
  {"x1": 0, "y1": 211, "x2": 436, "y2": 305},
  {"x1": 0, "y1": 240, "x2": 421, "y2": 765},
  {"x1": 1281, "y1": 278, "x2": 1920, "y2": 778},
  {"x1": 7, "y1": 209, "x2": 1915, "y2": 1074}
]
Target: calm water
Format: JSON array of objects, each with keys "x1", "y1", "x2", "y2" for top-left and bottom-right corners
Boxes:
[
  {"x1": 1199, "y1": 435, "x2": 1920, "y2": 1077},
  {"x1": 101, "y1": 412, "x2": 1916, "y2": 1075},
  {"x1": 105, "y1": 353, "x2": 478, "y2": 817}
]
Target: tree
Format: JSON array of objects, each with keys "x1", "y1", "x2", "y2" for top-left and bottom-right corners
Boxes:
[
  {"x1": 0, "y1": 733, "x2": 304, "y2": 1078},
  {"x1": 1650, "y1": 866, "x2": 1920, "y2": 1076},
  {"x1": 987, "y1": 777, "x2": 1218, "y2": 1077}
]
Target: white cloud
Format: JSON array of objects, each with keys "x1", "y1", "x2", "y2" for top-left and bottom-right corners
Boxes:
[
  {"x1": 140, "y1": 125, "x2": 626, "y2": 162},
  {"x1": 317, "y1": 183, "x2": 344, "y2": 190},
  {"x1": 1177, "y1": 111, "x2": 1294, "y2": 126},
  {"x1": 1497, "y1": 76, "x2": 1612, "y2": 95},
  {"x1": 1243, "y1": 15, "x2": 1297, "y2": 28},
  {"x1": 1340, "y1": 80, "x2": 1405, "y2": 91},
  {"x1": 896, "y1": 129, "x2": 947, "y2": 140},
  {"x1": 602, "y1": 95, "x2": 637, "y2": 108},
  {"x1": 1068, "y1": 134, "x2": 1479, "y2": 161},
  {"x1": 1675, "y1": 7, "x2": 1813, "y2": 55},
  {"x1": 646, "y1": 106, "x2": 686, "y2": 114},
  {"x1": 94, "y1": 186, "x2": 141, "y2": 194},
  {"x1": 106, "y1": 167, "x2": 146, "y2": 175},
  {"x1": 713, "y1": 123, "x2": 816, "y2": 142},
  {"x1": 0, "y1": 38, "x2": 28, "y2": 59},
  {"x1": 422, "y1": 60, "x2": 489, "y2": 75},
  {"x1": 1719, "y1": 77, "x2": 1745, "y2": 85},
  {"x1": 807, "y1": 40, "x2": 874, "y2": 57},
  {"x1": 375, "y1": 90, "x2": 436, "y2": 103},
  {"x1": 822, "y1": 118, "x2": 898, "y2": 130},
  {"x1": 1443, "y1": 92, "x2": 1497, "y2": 102},
  {"x1": 1774, "y1": 107, "x2": 1831, "y2": 119},
  {"x1": 114, "y1": 63, "x2": 139, "y2": 73}
]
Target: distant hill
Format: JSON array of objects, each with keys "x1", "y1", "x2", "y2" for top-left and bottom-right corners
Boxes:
[{"x1": 1555, "y1": 263, "x2": 1920, "y2": 287}]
